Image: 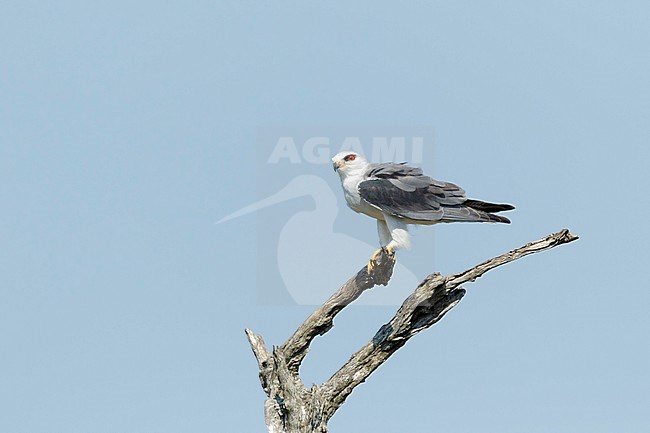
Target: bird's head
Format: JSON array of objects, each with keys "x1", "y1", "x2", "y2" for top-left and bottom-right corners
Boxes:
[{"x1": 332, "y1": 151, "x2": 368, "y2": 177}]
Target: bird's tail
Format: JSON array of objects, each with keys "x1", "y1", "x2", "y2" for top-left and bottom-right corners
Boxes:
[
  {"x1": 440, "y1": 199, "x2": 514, "y2": 224},
  {"x1": 465, "y1": 199, "x2": 514, "y2": 224},
  {"x1": 463, "y1": 199, "x2": 515, "y2": 213}
]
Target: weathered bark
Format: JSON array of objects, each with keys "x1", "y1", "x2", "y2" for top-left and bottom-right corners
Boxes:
[
  {"x1": 280, "y1": 250, "x2": 395, "y2": 374},
  {"x1": 246, "y1": 229, "x2": 578, "y2": 432}
]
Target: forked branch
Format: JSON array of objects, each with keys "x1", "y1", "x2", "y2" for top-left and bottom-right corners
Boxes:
[{"x1": 246, "y1": 229, "x2": 578, "y2": 432}]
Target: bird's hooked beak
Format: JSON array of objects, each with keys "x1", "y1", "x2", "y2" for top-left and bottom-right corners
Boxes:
[{"x1": 333, "y1": 161, "x2": 342, "y2": 172}]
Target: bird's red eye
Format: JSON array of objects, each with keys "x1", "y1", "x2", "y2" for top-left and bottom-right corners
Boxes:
[{"x1": 344, "y1": 154, "x2": 356, "y2": 162}]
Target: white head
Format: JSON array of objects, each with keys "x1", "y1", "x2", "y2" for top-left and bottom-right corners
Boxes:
[{"x1": 332, "y1": 151, "x2": 369, "y2": 178}]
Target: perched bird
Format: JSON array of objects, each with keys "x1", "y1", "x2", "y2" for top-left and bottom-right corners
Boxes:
[{"x1": 332, "y1": 151, "x2": 514, "y2": 272}]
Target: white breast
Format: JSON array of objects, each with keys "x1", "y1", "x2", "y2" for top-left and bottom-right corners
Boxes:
[{"x1": 341, "y1": 175, "x2": 385, "y2": 220}]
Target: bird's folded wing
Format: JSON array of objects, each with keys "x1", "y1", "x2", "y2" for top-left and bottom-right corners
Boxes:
[{"x1": 358, "y1": 173, "x2": 467, "y2": 221}]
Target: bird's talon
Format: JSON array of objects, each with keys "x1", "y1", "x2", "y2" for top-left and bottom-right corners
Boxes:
[
  {"x1": 367, "y1": 247, "x2": 395, "y2": 273},
  {"x1": 367, "y1": 248, "x2": 382, "y2": 273}
]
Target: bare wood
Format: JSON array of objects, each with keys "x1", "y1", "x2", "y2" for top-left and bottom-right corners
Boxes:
[
  {"x1": 246, "y1": 329, "x2": 321, "y2": 432},
  {"x1": 280, "y1": 250, "x2": 396, "y2": 374},
  {"x1": 319, "y1": 229, "x2": 578, "y2": 417},
  {"x1": 246, "y1": 229, "x2": 578, "y2": 432},
  {"x1": 445, "y1": 228, "x2": 579, "y2": 287},
  {"x1": 245, "y1": 330, "x2": 273, "y2": 395}
]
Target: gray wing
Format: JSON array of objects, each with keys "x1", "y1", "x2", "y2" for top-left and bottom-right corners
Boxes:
[{"x1": 360, "y1": 163, "x2": 513, "y2": 223}]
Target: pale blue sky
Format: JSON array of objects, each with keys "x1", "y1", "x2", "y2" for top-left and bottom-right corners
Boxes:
[{"x1": 1, "y1": 1, "x2": 649, "y2": 432}]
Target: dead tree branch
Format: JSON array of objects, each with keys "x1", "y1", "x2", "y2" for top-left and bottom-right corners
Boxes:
[
  {"x1": 246, "y1": 229, "x2": 578, "y2": 432},
  {"x1": 280, "y1": 250, "x2": 395, "y2": 374}
]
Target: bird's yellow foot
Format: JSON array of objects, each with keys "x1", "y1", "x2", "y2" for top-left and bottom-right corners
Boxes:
[{"x1": 367, "y1": 247, "x2": 395, "y2": 273}]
